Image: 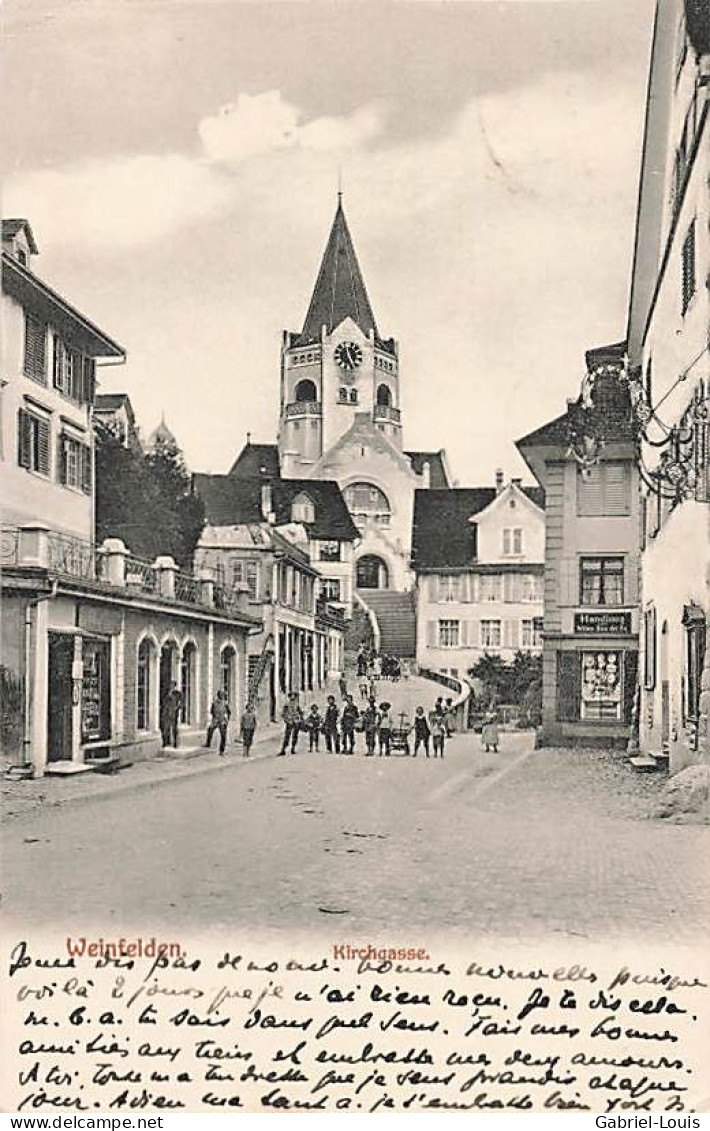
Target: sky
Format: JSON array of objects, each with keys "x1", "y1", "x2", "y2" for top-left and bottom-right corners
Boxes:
[{"x1": 2, "y1": 0, "x2": 656, "y2": 485}]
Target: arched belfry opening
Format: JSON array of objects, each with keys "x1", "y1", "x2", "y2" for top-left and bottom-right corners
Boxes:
[
  {"x1": 376, "y1": 383, "x2": 392, "y2": 406},
  {"x1": 294, "y1": 378, "x2": 317, "y2": 402}
]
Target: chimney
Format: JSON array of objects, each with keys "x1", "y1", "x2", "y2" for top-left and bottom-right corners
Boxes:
[
  {"x1": 261, "y1": 483, "x2": 273, "y2": 521},
  {"x1": 421, "y1": 460, "x2": 431, "y2": 489},
  {"x1": 495, "y1": 468, "x2": 505, "y2": 494},
  {"x1": 512, "y1": 477, "x2": 522, "y2": 490}
]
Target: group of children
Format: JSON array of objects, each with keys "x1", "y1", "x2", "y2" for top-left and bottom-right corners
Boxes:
[
  {"x1": 355, "y1": 645, "x2": 407, "y2": 683},
  {"x1": 278, "y1": 691, "x2": 456, "y2": 759}
]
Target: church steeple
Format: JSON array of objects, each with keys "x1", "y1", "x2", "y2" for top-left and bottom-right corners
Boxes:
[{"x1": 296, "y1": 199, "x2": 378, "y2": 345}]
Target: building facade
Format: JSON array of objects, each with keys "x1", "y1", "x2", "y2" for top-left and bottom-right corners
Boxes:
[
  {"x1": 1, "y1": 219, "x2": 125, "y2": 541},
  {"x1": 517, "y1": 347, "x2": 641, "y2": 746},
  {"x1": 412, "y1": 477, "x2": 545, "y2": 678},
  {"x1": 0, "y1": 220, "x2": 256, "y2": 777},
  {"x1": 626, "y1": 0, "x2": 709, "y2": 773}
]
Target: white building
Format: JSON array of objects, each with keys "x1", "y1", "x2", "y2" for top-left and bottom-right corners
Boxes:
[
  {"x1": 626, "y1": 0, "x2": 709, "y2": 773},
  {"x1": 413, "y1": 475, "x2": 545, "y2": 678}
]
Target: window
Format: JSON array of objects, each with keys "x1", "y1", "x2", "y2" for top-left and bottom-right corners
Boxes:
[
  {"x1": 59, "y1": 434, "x2": 92, "y2": 493},
  {"x1": 503, "y1": 527, "x2": 523, "y2": 555},
  {"x1": 319, "y1": 540, "x2": 341, "y2": 562},
  {"x1": 320, "y1": 578, "x2": 341, "y2": 602},
  {"x1": 685, "y1": 611, "x2": 706, "y2": 725},
  {"x1": 294, "y1": 378, "x2": 317, "y2": 402},
  {"x1": 349, "y1": 389, "x2": 358, "y2": 404},
  {"x1": 580, "y1": 557, "x2": 625, "y2": 606},
  {"x1": 577, "y1": 461, "x2": 631, "y2": 516},
  {"x1": 24, "y1": 313, "x2": 46, "y2": 383},
  {"x1": 52, "y1": 335, "x2": 94, "y2": 402},
  {"x1": 581, "y1": 651, "x2": 622, "y2": 721},
  {"x1": 376, "y1": 383, "x2": 392, "y2": 406},
  {"x1": 439, "y1": 575, "x2": 460, "y2": 602},
  {"x1": 220, "y1": 646, "x2": 236, "y2": 707},
  {"x1": 17, "y1": 408, "x2": 50, "y2": 476},
  {"x1": 521, "y1": 617, "x2": 544, "y2": 649},
  {"x1": 136, "y1": 638, "x2": 153, "y2": 731},
  {"x1": 17, "y1": 249, "x2": 27, "y2": 267},
  {"x1": 344, "y1": 482, "x2": 391, "y2": 527},
  {"x1": 231, "y1": 558, "x2": 259, "y2": 598},
  {"x1": 643, "y1": 605, "x2": 657, "y2": 691},
  {"x1": 682, "y1": 220, "x2": 696, "y2": 314},
  {"x1": 338, "y1": 386, "x2": 349, "y2": 403},
  {"x1": 291, "y1": 493, "x2": 315, "y2": 524},
  {"x1": 180, "y1": 642, "x2": 196, "y2": 724},
  {"x1": 480, "y1": 574, "x2": 502, "y2": 602},
  {"x1": 439, "y1": 620, "x2": 460, "y2": 648},
  {"x1": 481, "y1": 620, "x2": 502, "y2": 648}
]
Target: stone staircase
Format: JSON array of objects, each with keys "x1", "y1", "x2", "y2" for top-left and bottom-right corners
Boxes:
[{"x1": 358, "y1": 590, "x2": 417, "y2": 658}]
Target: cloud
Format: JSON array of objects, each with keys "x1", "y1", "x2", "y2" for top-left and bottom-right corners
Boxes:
[
  {"x1": 198, "y1": 90, "x2": 382, "y2": 164},
  {"x1": 5, "y1": 90, "x2": 383, "y2": 252}
]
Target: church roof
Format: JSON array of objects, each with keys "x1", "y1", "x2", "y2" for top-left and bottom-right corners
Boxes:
[
  {"x1": 228, "y1": 441, "x2": 280, "y2": 479},
  {"x1": 193, "y1": 474, "x2": 359, "y2": 542},
  {"x1": 294, "y1": 200, "x2": 382, "y2": 348},
  {"x1": 147, "y1": 414, "x2": 177, "y2": 448},
  {"x1": 412, "y1": 487, "x2": 545, "y2": 571},
  {"x1": 405, "y1": 450, "x2": 451, "y2": 488}
]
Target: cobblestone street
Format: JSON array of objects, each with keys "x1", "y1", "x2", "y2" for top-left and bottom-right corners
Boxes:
[{"x1": 2, "y1": 705, "x2": 707, "y2": 944}]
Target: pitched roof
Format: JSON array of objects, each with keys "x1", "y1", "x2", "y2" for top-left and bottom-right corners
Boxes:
[
  {"x1": 2, "y1": 218, "x2": 38, "y2": 254},
  {"x1": 94, "y1": 393, "x2": 130, "y2": 411},
  {"x1": 411, "y1": 487, "x2": 544, "y2": 570},
  {"x1": 405, "y1": 450, "x2": 450, "y2": 488},
  {"x1": 193, "y1": 474, "x2": 359, "y2": 542},
  {"x1": 228, "y1": 442, "x2": 280, "y2": 479},
  {"x1": 1, "y1": 252, "x2": 125, "y2": 358},
  {"x1": 294, "y1": 200, "x2": 381, "y2": 347}
]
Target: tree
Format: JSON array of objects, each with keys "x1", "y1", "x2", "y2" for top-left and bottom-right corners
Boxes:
[
  {"x1": 95, "y1": 430, "x2": 205, "y2": 570},
  {"x1": 468, "y1": 650, "x2": 543, "y2": 712},
  {"x1": 469, "y1": 653, "x2": 509, "y2": 707}
]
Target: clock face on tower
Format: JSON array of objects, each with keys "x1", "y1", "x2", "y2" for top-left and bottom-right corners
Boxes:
[{"x1": 334, "y1": 341, "x2": 363, "y2": 371}]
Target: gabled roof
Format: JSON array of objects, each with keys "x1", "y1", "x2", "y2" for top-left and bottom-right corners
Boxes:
[
  {"x1": 411, "y1": 486, "x2": 544, "y2": 571},
  {"x1": 193, "y1": 474, "x2": 359, "y2": 542},
  {"x1": 294, "y1": 200, "x2": 382, "y2": 347},
  {"x1": 406, "y1": 449, "x2": 451, "y2": 488},
  {"x1": 2, "y1": 218, "x2": 38, "y2": 254},
  {"x1": 228, "y1": 441, "x2": 280, "y2": 479},
  {"x1": 2, "y1": 253, "x2": 125, "y2": 358}
]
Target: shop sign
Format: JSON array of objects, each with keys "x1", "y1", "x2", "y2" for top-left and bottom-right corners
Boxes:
[{"x1": 575, "y1": 611, "x2": 631, "y2": 635}]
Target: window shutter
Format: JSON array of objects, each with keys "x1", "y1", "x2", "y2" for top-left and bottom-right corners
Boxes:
[
  {"x1": 17, "y1": 409, "x2": 31, "y2": 468},
  {"x1": 426, "y1": 620, "x2": 437, "y2": 647},
  {"x1": 428, "y1": 575, "x2": 439, "y2": 603},
  {"x1": 624, "y1": 554, "x2": 638, "y2": 606},
  {"x1": 556, "y1": 651, "x2": 581, "y2": 722},
  {"x1": 460, "y1": 621, "x2": 468, "y2": 647},
  {"x1": 81, "y1": 444, "x2": 93, "y2": 494},
  {"x1": 24, "y1": 314, "x2": 46, "y2": 381},
  {"x1": 504, "y1": 620, "x2": 517, "y2": 649},
  {"x1": 59, "y1": 433, "x2": 68, "y2": 485},
  {"x1": 503, "y1": 574, "x2": 513, "y2": 603},
  {"x1": 577, "y1": 466, "x2": 603, "y2": 516},
  {"x1": 469, "y1": 574, "x2": 479, "y2": 603},
  {"x1": 82, "y1": 357, "x2": 96, "y2": 404},
  {"x1": 37, "y1": 417, "x2": 50, "y2": 475},
  {"x1": 604, "y1": 463, "x2": 631, "y2": 516}
]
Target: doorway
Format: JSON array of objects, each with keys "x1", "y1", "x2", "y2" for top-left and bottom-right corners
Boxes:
[
  {"x1": 356, "y1": 554, "x2": 389, "y2": 590},
  {"x1": 47, "y1": 634, "x2": 74, "y2": 762},
  {"x1": 160, "y1": 641, "x2": 178, "y2": 713}
]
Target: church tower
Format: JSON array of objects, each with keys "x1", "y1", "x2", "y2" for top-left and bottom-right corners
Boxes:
[{"x1": 278, "y1": 198, "x2": 402, "y2": 478}]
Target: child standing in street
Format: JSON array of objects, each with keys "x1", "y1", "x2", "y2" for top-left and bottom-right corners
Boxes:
[
  {"x1": 412, "y1": 705, "x2": 430, "y2": 757},
  {"x1": 429, "y1": 706, "x2": 446, "y2": 758},
  {"x1": 378, "y1": 701, "x2": 393, "y2": 756},
  {"x1": 307, "y1": 704, "x2": 322, "y2": 751},
  {"x1": 240, "y1": 699, "x2": 257, "y2": 757}
]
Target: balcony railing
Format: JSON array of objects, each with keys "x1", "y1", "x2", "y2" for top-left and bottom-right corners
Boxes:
[
  {"x1": 48, "y1": 531, "x2": 104, "y2": 582},
  {"x1": 285, "y1": 400, "x2": 322, "y2": 418},
  {"x1": 125, "y1": 556, "x2": 157, "y2": 593},
  {"x1": 373, "y1": 404, "x2": 401, "y2": 423},
  {"x1": 2, "y1": 523, "x2": 255, "y2": 623}
]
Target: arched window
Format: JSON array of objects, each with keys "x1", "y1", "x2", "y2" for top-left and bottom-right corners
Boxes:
[
  {"x1": 136, "y1": 638, "x2": 155, "y2": 731},
  {"x1": 291, "y1": 492, "x2": 315, "y2": 524},
  {"x1": 294, "y1": 378, "x2": 317, "y2": 402},
  {"x1": 376, "y1": 383, "x2": 392, "y2": 406},
  {"x1": 344, "y1": 482, "x2": 391, "y2": 527},
  {"x1": 221, "y1": 645, "x2": 237, "y2": 708},
  {"x1": 180, "y1": 641, "x2": 197, "y2": 724},
  {"x1": 349, "y1": 388, "x2": 358, "y2": 404}
]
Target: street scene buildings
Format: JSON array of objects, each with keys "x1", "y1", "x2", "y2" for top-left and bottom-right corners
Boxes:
[{"x1": 1, "y1": 0, "x2": 709, "y2": 959}]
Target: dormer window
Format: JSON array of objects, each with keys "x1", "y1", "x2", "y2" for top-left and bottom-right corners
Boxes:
[
  {"x1": 17, "y1": 249, "x2": 27, "y2": 267},
  {"x1": 292, "y1": 492, "x2": 315, "y2": 524}
]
